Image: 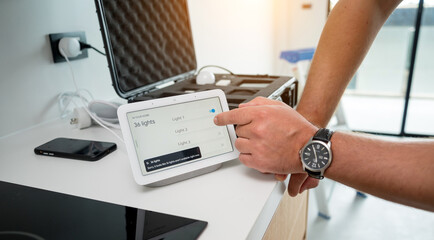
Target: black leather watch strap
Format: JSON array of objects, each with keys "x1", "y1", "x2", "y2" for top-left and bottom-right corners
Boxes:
[
  {"x1": 313, "y1": 128, "x2": 334, "y2": 142},
  {"x1": 305, "y1": 169, "x2": 324, "y2": 180}
]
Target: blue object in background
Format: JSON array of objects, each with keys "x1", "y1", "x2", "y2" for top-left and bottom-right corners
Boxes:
[{"x1": 280, "y1": 48, "x2": 315, "y2": 63}]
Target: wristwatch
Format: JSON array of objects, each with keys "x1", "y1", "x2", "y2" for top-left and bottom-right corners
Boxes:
[{"x1": 299, "y1": 128, "x2": 334, "y2": 180}]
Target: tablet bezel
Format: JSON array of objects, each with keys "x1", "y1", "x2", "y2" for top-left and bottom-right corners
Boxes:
[{"x1": 118, "y1": 89, "x2": 239, "y2": 186}]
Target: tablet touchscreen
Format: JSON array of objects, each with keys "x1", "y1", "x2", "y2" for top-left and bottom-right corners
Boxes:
[{"x1": 125, "y1": 95, "x2": 234, "y2": 176}]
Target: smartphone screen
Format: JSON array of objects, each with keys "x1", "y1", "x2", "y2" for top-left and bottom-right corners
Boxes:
[{"x1": 34, "y1": 138, "x2": 117, "y2": 161}]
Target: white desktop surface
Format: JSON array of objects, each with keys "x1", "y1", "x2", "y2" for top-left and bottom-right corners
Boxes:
[{"x1": 0, "y1": 119, "x2": 287, "y2": 240}]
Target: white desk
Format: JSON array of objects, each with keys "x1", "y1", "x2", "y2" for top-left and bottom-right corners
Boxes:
[{"x1": 0, "y1": 119, "x2": 307, "y2": 239}]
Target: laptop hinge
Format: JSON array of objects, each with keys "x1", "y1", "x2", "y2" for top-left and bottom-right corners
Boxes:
[{"x1": 128, "y1": 73, "x2": 195, "y2": 102}]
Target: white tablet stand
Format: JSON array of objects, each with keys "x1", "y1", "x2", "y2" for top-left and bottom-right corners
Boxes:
[{"x1": 146, "y1": 164, "x2": 222, "y2": 187}]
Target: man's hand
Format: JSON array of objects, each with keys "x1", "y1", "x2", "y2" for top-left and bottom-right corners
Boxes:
[
  {"x1": 240, "y1": 97, "x2": 319, "y2": 195},
  {"x1": 214, "y1": 97, "x2": 318, "y2": 194},
  {"x1": 241, "y1": 97, "x2": 320, "y2": 196},
  {"x1": 274, "y1": 173, "x2": 318, "y2": 196}
]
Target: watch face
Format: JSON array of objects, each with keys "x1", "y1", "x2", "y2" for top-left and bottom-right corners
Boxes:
[{"x1": 301, "y1": 141, "x2": 331, "y2": 170}]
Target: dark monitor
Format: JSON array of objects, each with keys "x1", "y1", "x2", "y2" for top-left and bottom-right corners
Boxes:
[{"x1": 0, "y1": 181, "x2": 207, "y2": 240}]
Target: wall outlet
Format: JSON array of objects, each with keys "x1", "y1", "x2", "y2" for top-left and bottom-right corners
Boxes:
[{"x1": 48, "y1": 31, "x2": 88, "y2": 63}]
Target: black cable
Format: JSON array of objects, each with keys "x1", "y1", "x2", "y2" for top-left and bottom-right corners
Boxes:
[
  {"x1": 79, "y1": 41, "x2": 106, "y2": 56},
  {"x1": 90, "y1": 46, "x2": 106, "y2": 56}
]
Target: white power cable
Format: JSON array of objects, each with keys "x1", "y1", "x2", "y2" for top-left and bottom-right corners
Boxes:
[
  {"x1": 58, "y1": 89, "x2": 94, "y2": 118},
  {"x1": 58, "y1": 93, "x2": 121, "y2": 129},
  {"x1": 59, "y1": 47, "x2": 124, "y2": 143}
]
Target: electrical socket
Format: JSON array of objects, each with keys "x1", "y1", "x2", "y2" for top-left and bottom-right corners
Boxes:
[{"x1": 48, "y1": 31, "x2": 88, "y2": 63}]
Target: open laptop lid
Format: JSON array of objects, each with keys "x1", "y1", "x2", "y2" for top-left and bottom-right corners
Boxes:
[{"x1": 95, "y1": 0, "x2": 197, "y2": 100}]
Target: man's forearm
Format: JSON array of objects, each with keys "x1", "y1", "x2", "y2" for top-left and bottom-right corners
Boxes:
[
  {"x1": 296, "y1": 0, "x2": 402, "y2": 126},
  {"x1": 326, "y1": 132, "x2": 434, "y2": 211}
]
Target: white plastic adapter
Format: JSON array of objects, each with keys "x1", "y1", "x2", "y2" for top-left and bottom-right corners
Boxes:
[
  {"x1": 71, "y1": 107, "x2": 92, "y2": 129},
  {"x1": 196, "y1": 71, "x2": 215, "y2": 85},
  {"x1": 70, "y1": 101, "x2": 121, "y2": 129},
  {"x1": 58, "y1": 37, "x2": 82, "y2": 58}
]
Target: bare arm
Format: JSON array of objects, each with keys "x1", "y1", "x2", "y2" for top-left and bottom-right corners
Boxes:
[
  {"x1": 290, "y1": 0, "x2": 403, "y2": 196},
  {"x1": 328, "y1": 132, "x2": 434, "y2": 212},
  {"x1": 214, "y1": 104, "x2": 434, "y2": 212},
  {"x1": 297, "y1": 0, "x2": 402, "y2": 126}
]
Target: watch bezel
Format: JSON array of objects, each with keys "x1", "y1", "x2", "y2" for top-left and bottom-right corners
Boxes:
[{"x1": 299, "y1": 139, "x2": 333, "y2": 174}]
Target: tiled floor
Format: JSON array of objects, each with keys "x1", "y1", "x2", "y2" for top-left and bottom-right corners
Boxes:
[{"x1": 306, "y1": 179, "x2": 434, "y2": 240}]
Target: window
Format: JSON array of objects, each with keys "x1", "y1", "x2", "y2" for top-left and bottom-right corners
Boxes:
[
  {"x1": 405, "y1": 1, "x2": 434, "y2": 135},
  {"x1": 331, "y1": 0, "x2": 434, "y2": 136}
]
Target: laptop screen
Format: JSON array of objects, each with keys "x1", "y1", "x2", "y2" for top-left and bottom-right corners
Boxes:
[{"x1": 96, "y1": 0, "x2": 197, "y2": 98}]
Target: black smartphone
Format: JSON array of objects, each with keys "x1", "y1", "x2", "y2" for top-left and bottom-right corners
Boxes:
[{"x1": 34, "y1": 137, "x2": 117, "y2": 161}]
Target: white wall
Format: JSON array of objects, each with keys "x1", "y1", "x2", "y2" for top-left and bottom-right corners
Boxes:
[
  {"x1": 0, "y1": 0, "x2": 327, "y2": 137},
  {"x1": 272, "y1": 0, "x2": 328, "y2": 75},
  {"x1": 189, "y1": 0, "x2": 328, "y2": 76},
  {"x1": 188, "y1": 0, "x2": 275, "y2": 74},
  {"x1": 0, "y1": 0, "x2": 115, "y2": 137}
]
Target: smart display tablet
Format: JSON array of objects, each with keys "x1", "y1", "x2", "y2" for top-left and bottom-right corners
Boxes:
[{"x1": 118, "y1": 89, "x2": 239, "y2": 186}]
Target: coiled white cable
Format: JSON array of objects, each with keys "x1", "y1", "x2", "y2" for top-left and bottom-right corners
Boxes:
[
  {"x1": 58, "y1": 89, "x2": 94, "y2": 119},
  {"x1": 59, "y1": 47, "x2": 124, "y2": 143}
]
